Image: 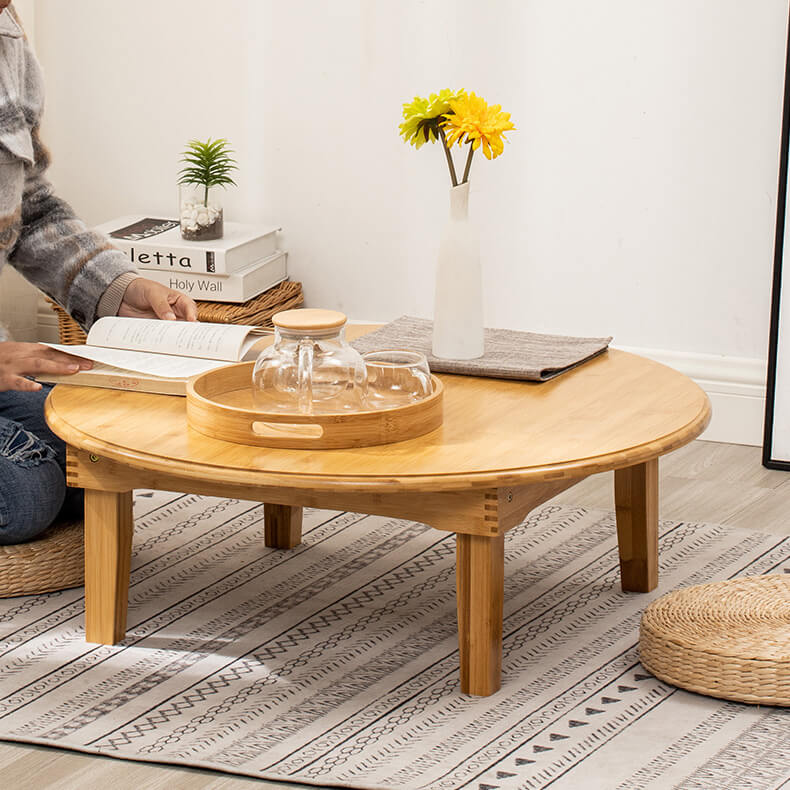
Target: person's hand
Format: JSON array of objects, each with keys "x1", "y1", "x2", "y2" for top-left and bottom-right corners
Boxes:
[
  {"x1": 118, "y1": 278, "x2": 198, "y2": 322},
  {"x1": 0, "y1": 342, "x2": 92, "y2": 393}
]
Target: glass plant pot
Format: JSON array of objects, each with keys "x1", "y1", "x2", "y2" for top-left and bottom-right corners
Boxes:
[
  {"x1": 252, "y1": 309, "x2": 368, "y2": 415},
  {"x1": 179, "y1": 184, "x2": 223, "y2": 241}
]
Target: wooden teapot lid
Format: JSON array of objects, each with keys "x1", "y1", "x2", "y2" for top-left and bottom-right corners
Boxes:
[{"x1": 272, "y1": 308, "x2": 347, "y2": 331}]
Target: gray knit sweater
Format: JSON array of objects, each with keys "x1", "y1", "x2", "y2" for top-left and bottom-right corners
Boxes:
[{"x1": 0, "y1": 8, "x2": 136, "y2": 342}]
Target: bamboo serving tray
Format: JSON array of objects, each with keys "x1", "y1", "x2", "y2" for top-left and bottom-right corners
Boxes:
[{"x1": 186, "y1": 362, "x2": 444, "y2": 449}]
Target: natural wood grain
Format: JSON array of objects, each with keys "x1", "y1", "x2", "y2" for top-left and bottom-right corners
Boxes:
[
  {"x1": 457, "y1": 533, "x2": 505, "y2": 696},
  {"x1": 659, "y1": 475, "x2": 770, "y2": 525},
  {"x1": 0, "y1": 741, "x2": 302, "y2": 788},
  {"x1": 495, "y1": 478, "x2": 585, "y2": 532},
  {"x1": 614, "y1": 459, "x2": 659, "y2": 592},
  {"x1": 67, "y1": 448, "x2": 502, "y2": 536},
  {"x1": 719, "y1": 482, "x2": 790, "y2": 534},
  {"x1": 46, "y1": 334, "x2": 711, "y2": 493},
  {"x1": 549, "y1": 471, "x2": 614, "y2": 510},
  {"x1": 84, "y1": 489, "x2": 133, "y2": 645},
  {"x1": 556, "y1": 440, "x2": 790, "y2": 535},
  {"x1": 273, "y1": 308, "x2": 346, "y2": 331},
  {"x1": 187, "y1": 364, "x2": 444, "y2": 449},
  {"x1": 660, "y1": 440, "x2": 790, "y2": 489},
  {"x1": 264, "y1": 504, "x2": 303, "y2": 549}
]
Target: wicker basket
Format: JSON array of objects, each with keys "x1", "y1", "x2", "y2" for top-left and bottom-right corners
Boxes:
[
  {"x1": 49, "y1": 279, "x2": 304, "y2": 345},
  {"x1": 0, "y1": 519, "x2": 84, "y2": 597},
  {"x1": 639, "y1": 574, "x2": 790, "y2": 706}
]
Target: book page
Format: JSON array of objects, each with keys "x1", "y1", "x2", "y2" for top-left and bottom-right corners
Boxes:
[
  {"x1": 43, "y1": 343, "x2": 228, "y2": 378},
  {"x1": 42, "y1": 359, "x2": 172, "y2": 380},
  {"x1": 85, "y1": 317, "x2": 264, "y2": 361}
]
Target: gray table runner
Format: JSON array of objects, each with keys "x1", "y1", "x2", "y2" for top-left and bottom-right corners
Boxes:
[{"x1": 351, "y1": 316, "x2": 612, "y2": 382}]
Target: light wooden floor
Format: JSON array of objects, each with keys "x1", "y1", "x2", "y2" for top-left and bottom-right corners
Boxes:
[{"x1": 1, "y1": 439, "x2": 787, "y2": 790}]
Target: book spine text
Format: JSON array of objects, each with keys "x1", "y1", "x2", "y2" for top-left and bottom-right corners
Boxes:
[{"x1": 114, "y1": 240, "x2": 223, "y2": 274}]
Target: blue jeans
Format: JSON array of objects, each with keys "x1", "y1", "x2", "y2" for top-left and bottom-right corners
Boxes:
[{"x1": 0, "y1": 385, "x2": 76, "y2": 544}]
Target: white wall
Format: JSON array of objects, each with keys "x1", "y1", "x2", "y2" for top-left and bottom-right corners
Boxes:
[{"x1": 18, "y1": 0, "x2": 790, "y2": 441}]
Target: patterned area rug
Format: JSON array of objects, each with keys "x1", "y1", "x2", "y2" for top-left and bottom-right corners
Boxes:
[{"x1": 0, "y1": 494, "x2": 788, "y2": 790}]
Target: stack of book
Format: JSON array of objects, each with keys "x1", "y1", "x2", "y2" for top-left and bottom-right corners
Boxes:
[{"x1": 95, "y1": 216, "x2": 286, "y2": 303}]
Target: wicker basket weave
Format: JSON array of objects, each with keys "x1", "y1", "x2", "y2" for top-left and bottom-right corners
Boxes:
[
  {"x1": 49, "y1": 279, "x2": 304, "y2": 345},
  {"x1": 0, "y1": 519, "x2": 84, "y2": 597},
  {"x1": 639, "y1": 574, "x2": 790, "y2": 706}
]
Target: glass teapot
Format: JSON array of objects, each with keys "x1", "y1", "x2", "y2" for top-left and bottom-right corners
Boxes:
[{"x1": 252, "y1": 309, "x2": 367, "y2": 414}]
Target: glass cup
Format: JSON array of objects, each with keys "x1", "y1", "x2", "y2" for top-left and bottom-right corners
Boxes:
[{"x1": 362, "y1": 350, "x2": 433, "y2": 410}]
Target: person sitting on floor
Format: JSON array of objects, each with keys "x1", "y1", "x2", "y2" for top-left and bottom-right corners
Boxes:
[{"x1": 0, "y1": 1, "x2": 197, "y2": 544}]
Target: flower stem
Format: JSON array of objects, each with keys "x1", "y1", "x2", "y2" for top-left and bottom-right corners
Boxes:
[
  {"x1": 462, "y1": 144, "x2": 474, "y2": 184},
  {"x1": 438, "y1": 127, "x2": 458, "y2": 187}
]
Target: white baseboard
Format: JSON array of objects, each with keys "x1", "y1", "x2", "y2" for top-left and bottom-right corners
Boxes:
[{"x1": 615, "y1": 345, "x2": 767, "y2": 446}]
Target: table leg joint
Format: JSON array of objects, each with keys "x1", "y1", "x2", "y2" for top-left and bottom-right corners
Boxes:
[{"x1": 494, "y1": 477, "x2": 585, "y2": 532}]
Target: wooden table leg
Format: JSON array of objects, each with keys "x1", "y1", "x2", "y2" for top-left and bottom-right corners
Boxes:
[
  {"x1": 84, "y1": 489, "x2": 134, "y2": 644},
  {"x1": 614, "y1": 458, "x2": 659, "y2": 592},
  {"x1": 456, "y1": 532, "x2": 505, "y2": 696},
  {"x1": 264, "y1": 504, "x2": 303, "y2": 549}
]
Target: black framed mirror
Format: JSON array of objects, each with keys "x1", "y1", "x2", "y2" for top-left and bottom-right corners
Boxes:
[{"x1": 764, "y1": 14, "x2": 790, "y2": 469}]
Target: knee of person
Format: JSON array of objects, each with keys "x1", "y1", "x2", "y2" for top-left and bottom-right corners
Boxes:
[
  {"x1": 0, "y1": 423, "x2": 66, "y2": 544},
  {"x1": 0, "y1": 417, "x2": 57, "y2": 468}
]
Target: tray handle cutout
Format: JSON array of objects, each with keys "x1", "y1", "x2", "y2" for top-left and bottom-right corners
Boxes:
[{"x1": 251, "y1": 421, "x2": 325, "y2": 440}]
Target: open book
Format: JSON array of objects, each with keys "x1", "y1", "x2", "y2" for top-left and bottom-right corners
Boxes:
[{"x1": 37, "y1": 317, "x2": 269, "y2": 395}]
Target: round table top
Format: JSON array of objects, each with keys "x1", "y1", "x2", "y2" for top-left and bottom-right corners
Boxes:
[{"x1": 45, "y1": 329, "x2": 711, "y2": 493}]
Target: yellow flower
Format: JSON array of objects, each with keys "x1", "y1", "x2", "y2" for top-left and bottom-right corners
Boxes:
[
  {"x1": 399, "y1": 89, "x2": 466, "y2": 148},
  {"x1": 442, "y1": 93, "x2": 515, "y2": 160}
]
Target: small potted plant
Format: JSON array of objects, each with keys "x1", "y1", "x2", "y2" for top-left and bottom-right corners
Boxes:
[{"x1": 177, "y1": 137, "x2": 238, "y2": 241}]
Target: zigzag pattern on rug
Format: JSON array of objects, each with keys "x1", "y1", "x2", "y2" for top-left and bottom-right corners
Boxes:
[{"x1": 0, "y1": 494, "x2": 787, "y2": 790}]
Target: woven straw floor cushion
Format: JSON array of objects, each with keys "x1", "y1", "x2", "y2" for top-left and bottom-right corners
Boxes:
[
  {"x1": 0, "y1": 519, "x2": 84, "y2": 597},
  {"x1": 639, "y1": 574, "x2": 790, "y2": 706}
]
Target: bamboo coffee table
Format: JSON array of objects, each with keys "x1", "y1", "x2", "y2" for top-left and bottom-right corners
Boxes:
[{"x1": 45, "y1": 333, "x2": 710, "y2": 697}]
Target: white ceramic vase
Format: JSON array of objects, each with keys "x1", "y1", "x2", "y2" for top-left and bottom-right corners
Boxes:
[{"x1": 432, "y1": 181, "x2": 484, "y2": 359}]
